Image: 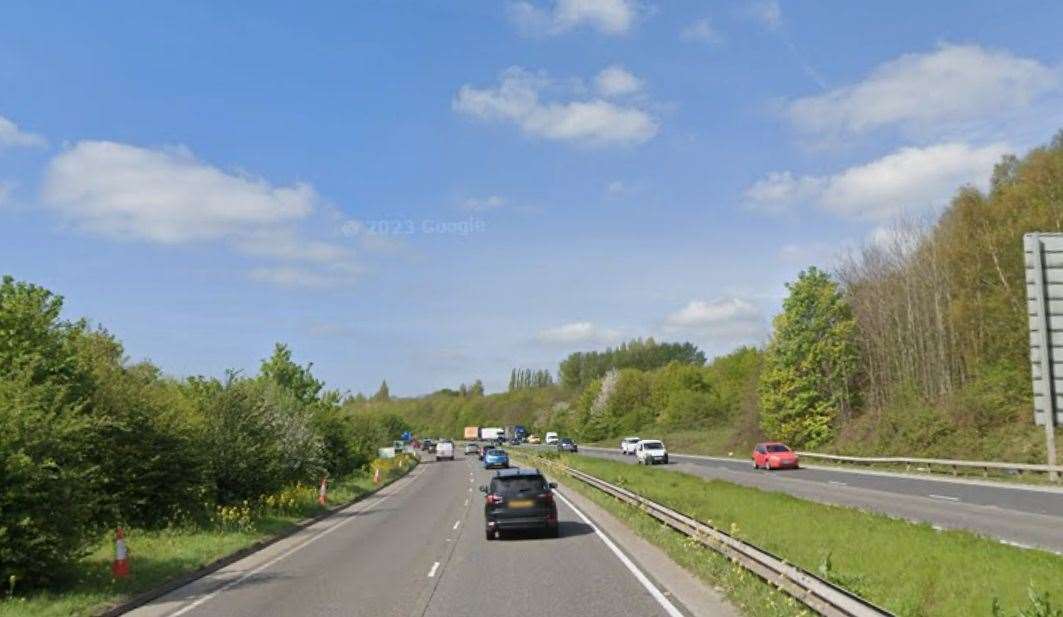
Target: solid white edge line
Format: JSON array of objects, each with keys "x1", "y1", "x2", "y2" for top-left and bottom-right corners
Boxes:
[
  {"x1": 167, "y1": 470, "x2": 417, "y2": 617},
  {"x1": 428, "y1": 561, "x2": 440, "y2": 578},
  {"x1": 553, "y1": 490, "x2": 685, "y2": 617}
]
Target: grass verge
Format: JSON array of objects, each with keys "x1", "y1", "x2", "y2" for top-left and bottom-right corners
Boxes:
[
  {"x1": 0, "y1": 456, "x2": 417, "y2": 617},
  {"x1": 515, "y1": 450, "x2": 1063, "y2": 617}
]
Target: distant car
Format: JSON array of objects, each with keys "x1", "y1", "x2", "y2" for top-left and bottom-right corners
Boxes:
[
  {"x1": 557, "y1": 437, "x2": 578, "y2": 453},
  {"x1": 421, "y1": 439, "x2": 435, "y2": 452},
  {"x1": 481, "y1": 468, "x2": 558, "y2": 540},
  {"x1": 464, "y1": 443, "x2": 480, "y2": 455},
  {"x1": 544, "y1": 432, "x2": 559, "y2": 445},
  {"x1": 620, "y1": 436, "x2": 641, "y2": 455},
  {"x1": 483, "y1": 449, "x2": 510, "y2": 469},
  {"x1": 635, "y1": 440, "x2": 668, "y2": 465},
  {"x1": 435, "y1": 440, "x2": 454, "y2": 461},
  {"x1": 527, "y1": 435, "x2": 542, "y2": 445},
  {"x1": 752, "y1": 442, "x2": 799, "y2": 470}
]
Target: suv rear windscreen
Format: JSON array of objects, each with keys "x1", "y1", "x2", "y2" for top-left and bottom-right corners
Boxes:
[{"x1": 491, "y1": 477, "x2": 548, "y2": 495}]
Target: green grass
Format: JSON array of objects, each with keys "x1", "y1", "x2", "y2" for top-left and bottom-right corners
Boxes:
[
  {"x1": 0, "y1": 461, "x2": 417, "y2": 617},
  {"x1": 517, "y1": 451, "x2": 1063, "y2": 617}
]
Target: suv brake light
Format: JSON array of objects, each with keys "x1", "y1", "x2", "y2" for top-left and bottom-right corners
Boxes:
[
  {"x1": 539, "y1": 492, "x2": 555, "y2": 505},
  {"x1": 486, "y1": 494, "x2": 503, "y2": 505}
]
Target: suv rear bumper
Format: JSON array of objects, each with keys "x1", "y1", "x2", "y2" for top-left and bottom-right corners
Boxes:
[{"x1": 487, "y1": 516, "x2": 558, "y2": 531}]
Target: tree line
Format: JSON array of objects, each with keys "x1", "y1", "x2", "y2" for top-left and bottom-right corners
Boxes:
[
  {"x1": 558, "y1": 339, "x2": 706, "y2": 388},
  {"x1": 508, "y1": 368, "x2": 554, "y2": 391},
  {"x1": 0, "y1": 277, "x2": 409, "y2": 589}
]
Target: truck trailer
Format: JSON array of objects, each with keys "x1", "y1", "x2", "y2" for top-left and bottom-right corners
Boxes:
[
  {"x1": 463, "y1": 426, "x2": 479, "y2": 440},
  {"x1": 479, "y1": 427, "x2": 504, "y2": 441}
]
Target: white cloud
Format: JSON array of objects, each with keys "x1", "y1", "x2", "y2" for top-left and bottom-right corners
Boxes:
[
  {"x1": 680, "y1": 17, "x2": 721, "y2": 45},
  {"x1": 235, "y1": 230, "x2": 350, "y2": 264},
  {"x1": 42, "y1": 140, "x2": 364, "y2": 288},
  {"x1": 43, "y1": 141, "x2": 313, "y2": 243},
  {"x1": 0, "y1": 115, "x2": 46, "y2": 149},
  {"x1": 461, "y1": 195, "x2": 507, "y2": 211},
  {"x1": 536, "y1": 321, "x2": 620, "y2": 345},
  {"x1": 249, "y1": 265, "x2": 362, "y2": 289},
  {"x1": 748, "y1": 1, "x2": 781, "y2": 30},
  {"x1": 453, "y1": 67, "x2": 658, "y2": 146},
  {"x1": 744, "y1": 171, "x2": 825, "y2": 214},
  {"x1": 595, "y1": 65, "x2": 642, "y2": 96},
  {"x1": 786, "y1": 44, "x2": 1059, "y2": 135},
  {"x1": 509, "y1": 0, "x2": 637, "y2": 36},
  {"x1": 663, "y1": 298, "x2": 767, "y2": 344},
  {"x1": 744, "y1": 142, "x2": 1008, "y2": 220}
]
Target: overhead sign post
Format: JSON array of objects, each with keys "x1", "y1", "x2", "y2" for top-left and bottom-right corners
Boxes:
[{"x1": 1024, "y1": 233, "x2": 1060, "y2": 481}]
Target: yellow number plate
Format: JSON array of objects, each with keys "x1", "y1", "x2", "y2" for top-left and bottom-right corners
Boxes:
[{"x1": 508, "y1": 499, "x2": 533, "y2": 508}]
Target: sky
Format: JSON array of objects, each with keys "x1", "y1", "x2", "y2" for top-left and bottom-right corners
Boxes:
[{"x1": 2, "y1": 1, "x2": 1063, "y2": 395}]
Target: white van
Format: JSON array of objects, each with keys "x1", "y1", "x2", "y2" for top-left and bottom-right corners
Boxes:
[
  {"x1": 435, "y1": 440, "x2": 454, "y2": 461},
  {"x1": 635, "y1": 440, "x2": 668, "y2": 465},
  {"x1": 544, "y1": 432, "x2": 559, "y2": 445},
  {"x1": 620, "y1": 436, "x2": 641, "y2": 455}
]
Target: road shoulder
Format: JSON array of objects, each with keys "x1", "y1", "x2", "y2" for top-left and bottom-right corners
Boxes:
[{"x1": 550, "y1": 474, "x2": 740, "y2": 617}]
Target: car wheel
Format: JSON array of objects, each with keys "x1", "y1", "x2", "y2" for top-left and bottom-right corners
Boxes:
[
  {"x1": 752, "y1": 461, "x2": 758, "y2": 470},
  {"x1": 486, "y1": 528, "x2": 494, "y2": 541},
  {"x1": 547, "y1": 525, "x2": 560, "y2": 538},
  {"x1": 765, "y1": 460, "x2": 772, "y2": 471}
]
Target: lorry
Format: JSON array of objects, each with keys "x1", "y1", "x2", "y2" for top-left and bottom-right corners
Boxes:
[
  {"x1": 479, "y1": 427, "x2": 504, "y2": 441},
  {"x1": 463, "y1": 426, "x2": 480, "y2": 440},
  {"x1": 504, "y1": 425, "x2": 528, "y2": 442}
]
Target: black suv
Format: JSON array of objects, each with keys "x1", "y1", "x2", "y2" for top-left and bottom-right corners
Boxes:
[
  {"x1": 480, "y1": 468, "x2": 558, "y2": 540},
  {"x1": 557, "y1": 437, "x2": 578, "y2": 453}
]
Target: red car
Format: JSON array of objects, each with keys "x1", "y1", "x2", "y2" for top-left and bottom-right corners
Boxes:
[{"x1": 752, "y1": 442, "x2": 799, "y2": 470}]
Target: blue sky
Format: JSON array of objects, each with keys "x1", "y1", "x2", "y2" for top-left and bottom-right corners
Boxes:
[{"x1": 2, "y1": 1, "x2": 1062, "y2": 395}]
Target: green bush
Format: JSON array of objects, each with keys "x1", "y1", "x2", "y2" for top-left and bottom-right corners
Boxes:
[
  {"x1": 196, "y1": 378, "x2": 325, "y2": 505},
  {"x1": 0, "y1": 389, "x2": 110, "y2": 587}
]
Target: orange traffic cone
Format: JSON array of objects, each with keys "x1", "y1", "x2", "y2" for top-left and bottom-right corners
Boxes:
[
  {"x1": 112, "y1": 528, "x2": 130, "y2": 578},
  {"x1": 373, "y1": 467, "x2": 381, "y2": 485},
  {"x1": 318, "y1": 477, "x2": 327, "y2": 506}
]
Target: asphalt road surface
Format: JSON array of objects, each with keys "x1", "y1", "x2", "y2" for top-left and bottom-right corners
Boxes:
[
  {"x1": 128, "y1": 453, "x2": 695, "y2": 617},
  {"x1": 579, "y1": 446, "x2": 1063, "y2": 553}
]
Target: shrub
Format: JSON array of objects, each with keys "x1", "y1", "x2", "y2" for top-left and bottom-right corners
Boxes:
[{"x1": 0, "y1": 386, "x2": 110, "y2": 587}]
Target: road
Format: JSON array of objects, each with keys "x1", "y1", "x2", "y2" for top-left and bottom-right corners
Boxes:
[
  {"x1": 579, "y1": 446, "x2": 1063, "y2": 553},
  {"x1": 127, "y1": 452, "x2": 705, "y2": 617}
]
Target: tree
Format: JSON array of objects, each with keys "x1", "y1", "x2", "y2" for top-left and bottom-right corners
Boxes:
[
  {"x1": 759, "y1": 268, "x2": 859, "y2": 447},
  {"x1": 0, "y1": 276, "x2": 110, "y2": 586},
  {"x1": 260, "y1": 343, "x2": 323, "y2": 406},
  {"x1": 373, "y1": 380, "x2": 391, "y2": 402},
  {"x1": 559, "y1": 339, "x2": 705, "y2": 389}
]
